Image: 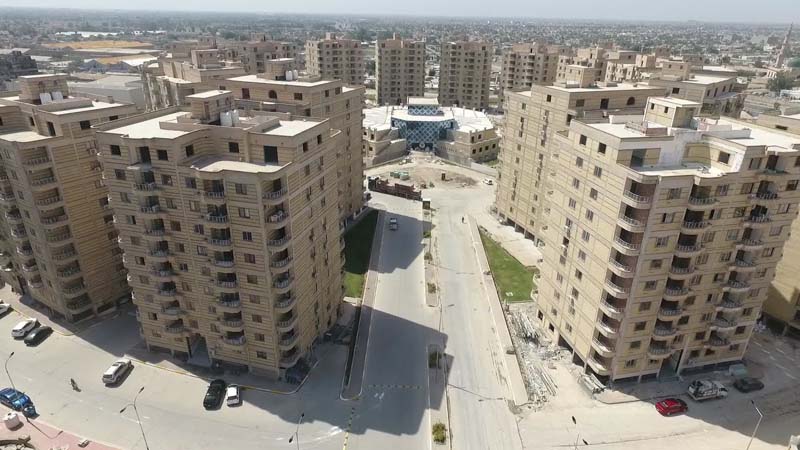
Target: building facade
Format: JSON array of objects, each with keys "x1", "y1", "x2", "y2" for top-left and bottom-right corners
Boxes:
[
  {"x1": 0, "y1": 74, "x2": 137, "y2": 321},
  {"x1": 534, "y1": 97, "x2": 800, "y2": 382},
  {"x1": 96, "y1": 91, "x2": 344, "y2": 379},
  {"x1": 496, "y1": 80, "x2": 663, "y2": 243},
  {"x1": 305, "y1": 34, "x2": 365, "y2": 87},
  {"x1": 499, "y1": 43, "x2": 566, "y2": 102},
  {"x1": 375, "y1": 36, "x2": 426, "y2": 106},
  {"x1": 223, "y1": 40, "x2": 299, "y2": 75},
  {"x1": 438, "y1": 40, "x2": 492, "y2": 110}
]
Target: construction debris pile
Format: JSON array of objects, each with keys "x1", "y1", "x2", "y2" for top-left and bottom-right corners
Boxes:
[{"x1": 508, "y1": 304, "x2": 566, "y2": 407}]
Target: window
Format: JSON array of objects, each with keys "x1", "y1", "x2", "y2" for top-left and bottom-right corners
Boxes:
[
  {"x1": 575, "y1": 99, "x2": 585, "y2": 107},
  {"x1": 715, "y1": 184, "x2": 729, "y2": 196},
  {"x1": 110, "y1": 145, "x2": 121, "y2": 156},
  {"x1": 770, "y1": 225, "x2": 784, "y2": 237},
  {"x1": 661, "y1": 213, "x2": 675, "y2": 224},
  {"x1": 247, "y1": 274, "x2": 258, "y2": 284},
  {"x1": 241, "y1": 88, "x2": 250, "y2": 99},
  {"x1": 185, "y1": 177, "x2": 197, "y2": 189},
  {"x1": 593, "y1": 166, "x2": 602, "y2": 178},
  {"x1": 733, "y1": 207, "x2": 746, "y2": 218},
  {"x1": 161, "y1": 174, "x2": 172, "y2": 186},
  {"x1": 702, "y1": 231, "x2": 715, "y2": 243},
  {"x1": 663, "y1": 106, "x2": 669, "y2": 114},
  {"x1": 193, "y1": 224, "x2": 204, "y2": 234},
  {"x1": 114, "y1": 169, "x2": 126, "y2": 180},
  {"x1": 787, "y1": 180, "x2": 799, "y2": 191},
  {"x1": 229, "y1": 142, "x2": 239, "y2": 153},
  {"x1": 238, "y1": 208, "x2": 250, "y2": 219},
  {"x1": 235, "y1": 183, "x2": 247, "y2": 195},
  {"x1": 578, "y1": 250, "x2": 586, "y2": 261},
  {"x1": 718, "y1": 152, "x2": 730, "y2": 164},
  {"x1": 626, "y1": 97, "x2": 635, "y2": 106},
  {"x1": 256, "y1": 351, "x2": 267, "y2": 359},
  {"x1": 254, "y1": 333, "x2": 265, "y2": 342},
  {"x1": 667, "y1": 188, "x2": 681, "y2": 200},
  {"x1": 644, "y1": 281, "x2": 658, "y2": 290},
  {"x1": 574, "y1": 269, "x2": 583, "y2": 280},
  {"x1": 242, "y1": 231, "x2": 253, "y2": 241},
  {"x1": 294, "y1": 93, "x2": 303, "y2": 100},
  {"x1": 598, "y1": 143, "x2": 606, "y2": 154},
  {"x1": 630, "y1": 341, "x2": 641, "y2": 349},
  {"x1": 585, "y1": 210, "x2": 594, "y2": 221},
  {"x1": 572, "y1": 178, "x2": 580, "y2": 189},
  {"x1": 244, "y1": 254, "x2": 256, "y2": 264},
  {"x1": 634, "y1": 321, "x2": 646, "y2": 331},
  {"x1": 655, "y1": 237, "x2": 669, "y2": 247},
  {"x1": 726, "y1": 230, "x2": 739, "y2": 241},
  {"x1": 740, "y1": 183, "x2": 754, "y2": 194},
  {"x1": 671, "y1": 87, "x2": 680, "y2": 94},
  {"x1": 185, "y1": 144, "x2": 194, "y2": 157},
  {"x1": 157, "y1": 150, "x2": 168, "y2": 161},
  {"x1": 639, "y1": 302, "x2": 651, "y2": 312},
  {"x1": 579, "y1": 135, "x2": 587, "y2": 146},
  {"x1": 170, "y1": 221, "x2": 181, "y2": 231},
  {"x1": 625, "y1": 360, "x2": 637, "y2": 368},
  {"x1": 694, "y1": 332, "x2": 706, "y2": 341},
  {"x1": 575, "y1": 157, "x2": 583, "y2": 168},
  {"x1": 546, "y1": 94, "x2": 552, "y2": 102},
  {"x1": 762, "y1": 247, "x2": 775, "y2": 257},
  {"x1": 650, "y1": 260, "x2": 662, "y2": 269},
  {"x1": 264, "y1": 146, "x2": 278, "y2": 163},
  {"x1": 80, "y1": 120, "x2": 91, "y2": 130},
  {"x1": 568, "y1": 198, "x2": 577, "y2": 209},
  {"x1": 196, "y1": 246, "x2": 207, "y2": 256},
  {"x1": 600, "y1": 98, "x2": 609, "y2": 109},
  {"x1": 778, "y1": 203, "x2": 791, "y2": 214},
  {"x1": 748, "y1": 158, "x2": 762, "y2": 170},
  {"x1": 581, "y1": 230, "x2": 590, "y2": 242}
]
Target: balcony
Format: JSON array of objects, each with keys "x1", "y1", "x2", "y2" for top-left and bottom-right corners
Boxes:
[
  {"x1": 30, "y1": 176, "x2": 56, "y2": 190},
  {"x1": 148, "y1": 250, "x2": 171, "y2": 260},
  {"x1": 270, "y1": 257, "x2": 293, "y2": 269},
  {"x1": 66, "y1": 297, "x2": 92, "y2": 311},
  {"x1": 41, "y1": 215, "x2": 68, "y2": 227},
  {"x1": 204, "y1": 214, "x2": 229, "y2": 224},
  {"x1": 35, "y1": 195, "x2": 63, "y2": 208},
  {"x1": 717, "y1": 299, "x2": 744, "y2": 312},
  {"x1": 612, "y1": 236, "x2": 640, "y2": 255},
  {"x1": 266, "y1": 211, "x2": 289, "y2": 227},
  {"x1": 208, "y1": 238, "x2": 232, "y2": 248},
  {"x1": 744, "y1": 215, "x2": 771, "y2": 227},
  {"x1": 648, "y1": 345, "x2": 672, "y2": 359},
  {"x1": 10, "y1": 229, "x2": 27, "y2": 240},
  {"x1": 275, "y1": 296, "x2": 296, "y2": 312},
  {"x1": 62, "y1": 283, "x2": 87, "y2": 296},
  {"x1": 591, "y1": 338, "x2": 615, "y2": 357},
  {"x1": 217, "y1": 298, "x2": 242, "y2": 311},
  {"x1": 220, "y1": 318, "x2": 244, "y2": 331},
  {"x1": 675, "y1": 244, "x2": 704, "y2": 257},
  {"x1": 669, "y1": 265, "x2": 695, "y2": 279},
  {"x1": 658, "y1": 306, "x2": 683, "y2": 320},
  {"x1": 724, "y1": 280, "x2": 751, "y2": 292},
  {"x1": 267, "y1": 235, "x2": 290, "y2": 249},
  {"x1": 663, "y1": 287, "x2": 690, "y2": 300},
  {"x1": 273, "y1": 276, "x2": 293, "y2": 290},
  {"x1": 144, "y1": 228, "x2": 167, "y2": 239},
  {"x1": 736, "y1": 239, "x2": 764, "y2": 251},
  {"x1": 622, "y1": 190, "x2": 651, "y2": 207},
  {"x1": 730, "y1": 259, "x2": 757, "y2": 272},
  {"x1": 52, "y1": 249, "x2": 77, "y2": 261},
  {"x1": 21, "y1": 262, "x2": 38, "y2": 273},
  {"x1": 279, "y1": 332, "x2": 299, "y2": 350},
  {"x1": 4, "y1": 212, "x2": 22, "y2": 224},
  {"x1": 749, "y1": 192, "x2": 779, "y2": 202},
  {"x1": 151, "y1": 269, "x2": 176, "y2": 280},
  {"x1": 599, "y1": 299, "x2": 625, "y2": 320},
  {"x1": 681, "y1": 220, "x2": 711, "y2": 234},
  {"x1": 706, "y1": 336, "x2": 731, "y2": 348},
  {"x1": 687, "y1": 196, "x2": 717, "y2": 210},
  {"x1": 653, "y1": 326, "x2": 677, "y2": 337},
  {"x1": 608, "y1": 258, "x2": 634, "y2": 277},
  {"x1": 46, "y1": 232, "x2": 72, "y2": 243},
  {"x1": 596, "y1": 320, "x2": 619, "y2": 338},
  {"x1": 139, "y1": 205, "x2": 164, "y2": 215},
  {"x1": 221, "y1": 335, "x2": 246, "y2": 346},
  {"x1": 263, "y1": 188, "x2": 287, "y2": 202},
  {"x1": 161, "y1": 304, "x2": 183, "y2": 316},
  {"x1": 587, "y1": 355, "x2": 611, "y2": 376},
  {"x1": 279, "y1": 351, "x2": 301, "y2": 368},
  {"x1": 712, "y1": 317, "x2": 737, "y2": 330},
  {"x1": 23, "y1": 156, "x2": 52, "y2": 168},
  {"x1": 202, "y1": 191, "x2": 226, "y2": 203},
  {"x1": 212, "y1": 259, "x2": 235, "y2": 268},
  {"x1": 133, "y1": 182, "x2": 158, "y2": 191},
  {"x1": 604, "y1": 278, "x2": 630, "y2": 298},
  {"x1": 276, "y1": 315, "x2": 298, "y2": 332},
  {"x1": 158, "y1": 288, "x2": 178, "y2": 297},
  {"x1": 617, "y1": 215, "x2": 646, "y2": 232},
  {"x1": 0, "y1": 193, "x2": 15, "y2": 205},
  {"x1": 165, "y1": 322, "x2": 187, "y2": 335}
]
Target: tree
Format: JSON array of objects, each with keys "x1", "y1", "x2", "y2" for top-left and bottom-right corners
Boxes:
[
  {"x1": 754, "y1": 59, "x2": 765, "y2": 68},
  {"x1": 767, "y1": 73, "x2": 794, "y2": 93},
  {"x1": 789, "y1": 58, "x2": 800, "y2": 68}
]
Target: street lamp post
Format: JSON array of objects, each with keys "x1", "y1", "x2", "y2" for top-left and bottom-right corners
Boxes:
[
  {"x1": 4, "y1": 352, "x2": 15, "y2": 391},
  {"x1": 571, "y1": 416, "x2": 589, "y2": 449},
  {"x1": 120, "y1": 386, "x2": 150, "y2": 450},
  {"x1": 745, "y1": 400, "x2": 763, "y2": 450},
  {"x1": 288, "y1": 412, "x2": 304, "y2": 450}
]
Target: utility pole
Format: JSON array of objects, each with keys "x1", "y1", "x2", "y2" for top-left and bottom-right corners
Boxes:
[
  {"x1": 745, "y1": 400, "x2": 763, "y2": 450},
  {"x1": 120, "y1": 387, "x2": 150, "y2": 450},
  {"x1": 288, "y1": 412, "x2": 304, "y2": 450},
  {"x1": 4, "y1": 352, "x2": 15, "y2": 391}
]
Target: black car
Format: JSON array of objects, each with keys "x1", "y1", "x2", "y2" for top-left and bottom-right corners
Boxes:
[
  {"x1": 24, "y1": 326, "x2": 52, "y2": 346},
  {"x1": 203, "y1": 379, "x2": 226, "y2": 410},
  {"x1": 733, "y1": 377, "x2": 765, "y2": 393}
]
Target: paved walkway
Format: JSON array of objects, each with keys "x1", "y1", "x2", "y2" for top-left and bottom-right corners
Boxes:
[{"x1": 0, "y1": 408, "x2": 118, "y2": 450}]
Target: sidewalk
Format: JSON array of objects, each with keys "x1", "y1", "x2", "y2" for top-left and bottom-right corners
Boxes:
[
  {"x1": 0, "y1": 408, "x2": 118, "y2": 450},
  {"x1": 341, "y1": 209, "x2": 385, "y2": 400}
]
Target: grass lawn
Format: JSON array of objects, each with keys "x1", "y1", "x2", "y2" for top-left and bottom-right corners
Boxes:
[
  {"x1": 482, "y1": 158, "x2": 501, "y2": 168},
  {"x1": 479, "y1": 229, "x2": 536, "y2": 303},
  {"x1": 343, "y1": 210, "x2": 380, "y2": 297}
]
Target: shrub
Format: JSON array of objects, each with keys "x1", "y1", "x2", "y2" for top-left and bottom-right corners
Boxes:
[
  {"x1": 432, "y1": 422, "x2": 447, "y2": 444},
  {"x1": 427, "y1": 282, "x2": 437, "y2": 293}
]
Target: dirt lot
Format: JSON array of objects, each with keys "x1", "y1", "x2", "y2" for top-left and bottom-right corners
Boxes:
[
  {"x1": 376, "y1": 164, "x2": 479, "y2": 189},
  {"x1": 42, "y1": 40, "x2": 153, "y2": 49}
]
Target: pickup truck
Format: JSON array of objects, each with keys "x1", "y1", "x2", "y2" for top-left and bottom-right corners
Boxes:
[{"x1": 687, "y1": 379, "x2": 728, "y2": 401}]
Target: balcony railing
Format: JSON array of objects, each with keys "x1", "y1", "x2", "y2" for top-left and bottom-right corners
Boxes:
[
  {"x1": 268, "y1": 236, "x2": 290, "y2": 247},
  {"x1": 676, "y1": 244, "x2": 703, "y2": 253},
  {"x1": 682, "y1": 220, "x2": 710, "y2": 229},
  {"x1": 653, "y1": 326, "x2": 677, "y2": 336},
  {"x1": 273, "y1": 277, "x2": 293, "y2": 289},
  {"x1": 713, "y1": 317, "x2": 737, "y2": 329},
  {"x1": 203, "y1": 191, "x2": 225, "y2": 199},
  {"x1": 23, "y1": 156, "x2": 51, "y2": 166},
  {"x1": 613, "y1": 237, "x2": 640, "y2": 251},
  {"x1": 622, "y1": 190, "x2": 651, "y2": 204},
  {"x1": 270, "y1": 257, "x2": 293, "y2": 268},
  {"x1": 31, "y1": 176, "x2": 56, "y2": 187},
  {"x1": 205, "y1": 214, "x2": 228, "y2": 223},
  {"x1": 139, "y1": 205, "x2": 162, "y2": 214},
  {"x1": 664, "y1": 287, "x2": 689, "y2": 297},
  {"x1": 608, "y1": 258, "x2": 633, "y2": 273},
  {"x1": 46, "y1": 232, "x2": 71, "y2": 242},
  {"x1": 750, "y1": 192, "x2": 779, "y2": 200},
  {"x1": 726, "y1": 280, "x2": 750, "y2": 289},
  {"x1": 216, "y1": 280, "x2": 238, "y2": 288},
  {"x1": 263, "y1": 188, "x2": 287, "y2": 200},
  {"x1": 659, "y1": 307, "x2": 683, "y2": 317},
  {"x1": 213, "y1": 259, "x2": 235, "y2": 268},
  {"x1": 133, "y1": 182, "x2": 157, "y2": 191},
  {"x1": 737, "y1": 239, "x2": 763, "y2": 248},
  {"x1": 35, "y1": 196, "x2": 62, "y2": 206},
  {"x1": 222, "y1": 336, "x2": 246, "y2": 346},
  {"x1": 745, "y1": 215, "x2": 771, "y2": 224},
  {"x1": 688, "y1": 196, "x2": 716, "y2": 205}
]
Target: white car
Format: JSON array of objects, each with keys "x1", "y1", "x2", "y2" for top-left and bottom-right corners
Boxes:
[
  {"x1": 0, "y1": 300, "x2": 10, "y2": 316},
  {"x1": 11, "y1": 318, "x2": 39, "y2": 338},
  {"x1": 388, "y1": 218, "x2": 398, "y2": 231},
  {"x1": 102, "y1": 358, "x2": 133, "y2": 385},
  {"x1": 226, "y1": 384, "x2": 241, "y2": 406},
  {"x1": 483, "y1": 178, "x2": 494, "y2": 185}
]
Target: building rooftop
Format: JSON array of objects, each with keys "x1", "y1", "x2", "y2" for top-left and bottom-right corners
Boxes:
[
  {"x1": 544, "y1": 82, "x2": 661, "y2": 93},
  {"x1": 103, "y1": 111, "x2": 193, "y2": 139},
  {"x1": 186, "y1": 90, "x2": 229, "y2": 99},
  {"x1": 47, "y1": 100, "x2": 129, "y2": 115},
  {"x1": 267, "y1": 120, "x2": 322, "y2": 137},
  {"x1": 190, "y1": 155, "x2": 285, "y2": 174},
  {"x1": 364, "y1": 105, "x2": 494, "y2": 132},
  {"x1": 227, "y1": 75, "x2": 334, "y2": 87},
  {"x1": 0, "y1": 130, "x2": 53, "y2": 143}
]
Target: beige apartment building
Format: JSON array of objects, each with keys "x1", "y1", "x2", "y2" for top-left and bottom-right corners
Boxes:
[
  {"x1": 95, "y1": 91, "x2": 343, "y2": 378},
  {"x1": 375, "y1": 36, "x2": 426, "y2": 106},
  {"x1": 496, "y1": 78, "x2": 663, "y2": 243},
  {"x1": 438, "y1": 40, "x2": 492, "y2": 110},
  {"x1": 646, "y1": 63, "x2": 744, "y2": 117},
  {"x1": 0, "y1": 74, "x2": 138, "y2": 321},
  {"x1": 533, "y1": 97, "x2": 800, "y2": 383},
  {"x1": 223, "y1": 40, "x2": 299, "y2": 74},
  {"x1": 142, "y1": 49, "x2": 246, "y2": 111},
  {"x1": 305, "y1": 33, "x2": 365, "y2": 86},
  {"x1": 557, "y1": 46, "x2": 607, "y2": 83},
  {"x1": 499, "y1": 43, "x2": 567, "y2": 102}
]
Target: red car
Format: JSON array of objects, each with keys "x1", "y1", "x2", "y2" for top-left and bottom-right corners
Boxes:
[{"x1": 655, "y1": 398, "x2": 688, "y2": 416}]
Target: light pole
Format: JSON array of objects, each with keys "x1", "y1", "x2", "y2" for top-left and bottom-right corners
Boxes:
[
  {"x1": 4, "y1": 352, "x2": 15, "y2": 391},
  {"x1": 120, "y1": 386, "x2": 150, "y2": 450},
  {"x1": 571, "y1": 416, "x2": 588, "y2": 449},
  {"x1": 288, "y1": 412, "x2": 304, "y2": 450},
  {"x1": 745, "y1": 400, "x2": 763, "y2": 450}
]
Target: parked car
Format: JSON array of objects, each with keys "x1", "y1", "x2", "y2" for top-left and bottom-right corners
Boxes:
[
  {"x1": 687, "y1": 379, "x2": 728, "y2": 401},
  {"x1": 483, "y1": 178, "x2": 494, "y2": 185},
  {"x1": 733, "y1": 377, "x2": 765, "y2": 393},
  {"x1": 11, "y1": 318, "x2": 39, "y2": 338},
  {"x1": 0, "y1": 388, "x2": 33, "y2": 412},
  {"x1": 103, "y1": 358, "x2": 133, "y2": 385},
  {"x1": 388, "y1": 217, "x2": 398, "y2": 230},
  {"x1": 203, "y1": 379, "x2": 226, "y2": 410},
  {"x1": 23, "y1": 326, "x2": 52, "y2": 346},
  {"x1": 0, "y1": 300, "x2": 10, "y2": 316},
  {"x1": 226, "y1": 384, "x2": 241, "y2": 406},
  {"x1": 655, "y1": 398, "x2": 688, "y2": 416}
]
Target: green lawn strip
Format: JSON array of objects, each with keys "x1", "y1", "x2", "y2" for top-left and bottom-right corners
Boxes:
[
  {"x1": 479, "y1": 229, "x2": 535, "y2": 303},
  {"x1": 343, "y1": 210, "x2": 380, "y2": 297}
]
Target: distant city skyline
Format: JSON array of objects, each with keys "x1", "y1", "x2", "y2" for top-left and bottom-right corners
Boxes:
[{"x1": 2, "y1": 1, "x2": 799, "y2": 24}]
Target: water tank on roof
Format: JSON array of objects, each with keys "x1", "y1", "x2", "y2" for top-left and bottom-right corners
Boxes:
[
  {"x1": 293, "y1": 70, "x2": 299, "y2": 79},
  {"x1": 231, "y1": 110, "x2": 240, "y2": 125},
  {"x1": 285, "y1": 70, "x2": 294, "y2": 81},
  {"x1": 221, "y1": 111, "x2": 233, "y2": 127}
]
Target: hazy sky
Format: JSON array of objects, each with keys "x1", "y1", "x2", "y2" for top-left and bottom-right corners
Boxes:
[{"x1": 5, "y1": 0, "x2": 800, "y2": 23}]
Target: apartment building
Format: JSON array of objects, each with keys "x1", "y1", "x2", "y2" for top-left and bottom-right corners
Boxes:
[
  {"x1": 535, "y1": 97, "x2": 800, "y2": 383},
  {"x1": 499, "y1": 43, "x2": 567, "y2": 102},
  {"x1": 142, "y1": 49, "x2": 245, "y2": 110},
  {"x1": 223, "y1": 40, "x2": 299, "y2": 74},
  {"x1": 0, "y1": 74, "x2": 138, "y2": 321},
  {"x1": 305, "y1": 33, "x2": 365, "y2": 86},
  {"x1": 375, "y1": 36, "x2": 425, "y2": 106},
  {"x1": 438, "y1": 40, "x2": 493, "y2": 110},
  {"x1": 756, "y1": 112, "x2": 800, "y2": 135},
  {"x1": 224, "y1": 63, "x2": 365, "y2": 222},
  {"x1": 557, "y1": 46, "x2": 608, "y2": 83},
  {"x1": 647, "y1": 62, "x2": 745, "y2": 117},
  {"x1": 496, "y1": 79, "x2": 663, "y2": 243},
  {"x1": 95, "y1": 91, "x2": 344, "y2": 379}
]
